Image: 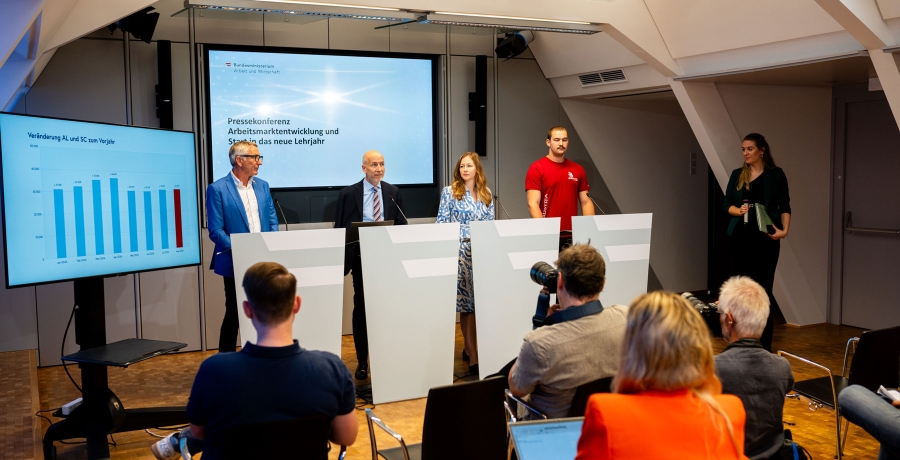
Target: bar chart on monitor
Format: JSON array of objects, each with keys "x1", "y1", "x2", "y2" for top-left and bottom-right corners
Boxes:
[{"x1": 38, "y1": 146, "x2": 192, "y2": 262}]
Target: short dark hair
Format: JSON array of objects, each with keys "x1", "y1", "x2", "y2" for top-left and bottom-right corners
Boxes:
[
  {"x1": 547, "y1": 126, "x2": 568, "y2": 140},
  {"x1": 555, "y1": 243, "x2": 606, "y2": 299},
  {"x1": 242, "y1": 262, "x2": 296, "y2": 326}
]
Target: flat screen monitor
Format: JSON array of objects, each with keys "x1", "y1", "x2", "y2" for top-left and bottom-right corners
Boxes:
[
  {"x1": 204, "y1": 46, "x2": 438, "y2": 189},
  {"x1": 0, "y1": 113, "x2": 201, "y2": 288}
]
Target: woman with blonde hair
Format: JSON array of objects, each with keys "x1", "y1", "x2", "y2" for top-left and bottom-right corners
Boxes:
[
  {"x1": 576, "y1": 291, "x2": 748, "y2": 459},
  {"x1": 724, "y1": 133, "x2": 791, "y2": 351},
  {"x1": 436, "y1": 152, "x2": 494, "y2": 375}
]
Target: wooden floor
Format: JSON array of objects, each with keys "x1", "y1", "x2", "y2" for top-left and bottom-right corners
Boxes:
[
  {"x1": 0, "y1": 349, "x2": 40, "y2": 460},
  {"x1": 20, "y1": 323, "x2": 883, "y2": 459}
]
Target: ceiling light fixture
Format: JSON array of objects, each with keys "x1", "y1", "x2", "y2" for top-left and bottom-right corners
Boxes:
[
  {"x1": 187, "y1": 0, "x2": 413, "y2": 21},
  {"x1": 433, "y1": 11, "x2": 592, "y2": 26},
  {"x1": 420, "y1": 13, "x2": 601, "y2": 34},
  {"x1": 264, "y1": 0, "x2": 399, "y2": 11}
]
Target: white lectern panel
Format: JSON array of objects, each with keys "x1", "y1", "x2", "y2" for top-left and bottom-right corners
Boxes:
[
  {"x1": 470, "y1": 218, "x2": 560, "y2": 378},
  {"x1": 572, "y1": 214, "x2": 652, "y2": 307},
  {"x1": 232, "y1": 229, "x2": 346, "y2": 356},
  {"x1": 360, "y1": 223, "x2": 459, "y2": 404}
]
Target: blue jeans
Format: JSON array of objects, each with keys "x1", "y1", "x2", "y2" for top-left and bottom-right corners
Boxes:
[{"x1": 839, "y1": 385, "x2": 900, "y2": 460}]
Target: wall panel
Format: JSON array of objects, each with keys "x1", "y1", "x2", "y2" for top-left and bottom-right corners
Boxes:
[{"x1": 561, "y1": 96, "x2": 708, "y2": 292}]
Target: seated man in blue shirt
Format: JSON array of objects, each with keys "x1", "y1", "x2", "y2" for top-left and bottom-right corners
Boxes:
[
  {"x1": 152, "y1": 262, "x2": 358, "y2": 459},
  {"x1": 715, "y1": 276, "x2": 793, "y2": 460}
]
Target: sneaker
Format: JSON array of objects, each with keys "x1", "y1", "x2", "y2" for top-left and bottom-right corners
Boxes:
[{"x1": 151, "y1": 433, "x2": 180, "y2": 460}]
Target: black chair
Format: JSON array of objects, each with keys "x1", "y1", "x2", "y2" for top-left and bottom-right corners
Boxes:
[
  {"x1": 366, "y1": 376, "x2": 507, "y2": 460},
  {"x1": 504, "y1": 376, "x2": 614, "y2": 420},
  {"x1": 567, "y1": 377, "x2": 613, "y2": 417},
  {"x1": 220, "y1": 415, "x2": 346, "y2": 460},
  {"x1": 778, "y1": 325, "x2": 900, "y2": 460}
]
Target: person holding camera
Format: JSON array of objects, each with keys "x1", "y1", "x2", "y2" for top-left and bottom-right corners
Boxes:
[{"x1": 507, "y1": 244, "x2": 627, "y2": 419}]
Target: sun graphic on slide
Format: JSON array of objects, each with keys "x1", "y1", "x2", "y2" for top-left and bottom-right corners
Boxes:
[{"x1": 319, "y1": 91, "x2": 343, "y2": 106}]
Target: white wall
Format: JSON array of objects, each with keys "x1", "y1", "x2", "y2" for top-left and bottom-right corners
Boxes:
[
  {"x1": 560, "y1": 96, "x2": 708, "y2": 292},
  {"x1": 5, "y1": 10, "x2": 617, "y2": 356}
]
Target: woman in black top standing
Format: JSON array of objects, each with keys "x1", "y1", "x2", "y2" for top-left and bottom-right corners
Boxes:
[{"x1": 724, "y1": 133, "x2": 791, "y2": 351}]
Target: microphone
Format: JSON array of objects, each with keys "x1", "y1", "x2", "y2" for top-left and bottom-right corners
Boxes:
[
  {"x1": 390, "y1": 196, "x2": 408, "y2": 223},
  {"x1": 586, "y1": 192, "x2": 606, "y2": 215},
  {"x1": 493, "y1": 195, "x2": 512, "y2": 219},
  {"x1": 274, "y1": 198, "x2": 290, "y2": 231},
  {"x1": 742, "y1": 199, "x2": 749, "y2": 225}
]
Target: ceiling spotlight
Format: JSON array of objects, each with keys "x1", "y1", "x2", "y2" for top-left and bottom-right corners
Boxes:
[
  {"x1": 107, "y1": 7, "x2": 160, "y2": 44},
  {"x1": 495, "y1": 31, "x2": 534, "y2": 59}
]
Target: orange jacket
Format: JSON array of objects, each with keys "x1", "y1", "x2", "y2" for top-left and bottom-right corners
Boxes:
[{"x1": 576, "y1": 390, "x2": 748, "y2": 459}]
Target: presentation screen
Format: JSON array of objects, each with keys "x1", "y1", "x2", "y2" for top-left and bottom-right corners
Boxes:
[
  {"x1": 205, "y1": 46, "x2": 437, "y2": 188},
  {"x1": 0, "y1": 113, "x2": 201, "y2": 288}
]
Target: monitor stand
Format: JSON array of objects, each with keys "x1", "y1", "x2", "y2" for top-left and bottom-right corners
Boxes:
[{"x1": 42, "y1": 276, "x2": 189, "y2": 460}]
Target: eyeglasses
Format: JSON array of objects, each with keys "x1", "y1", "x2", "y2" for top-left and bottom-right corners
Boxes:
[{"x1": 238, "y1": 155, "x2": 263, "y2": 162}]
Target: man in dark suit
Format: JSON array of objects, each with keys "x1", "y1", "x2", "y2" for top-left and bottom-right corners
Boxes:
[
  {"x1": 206, "y1": 140, "x2": 279, "y2": 353},
  {"x1": 334, "y1": 150, "x2": 408, "y2": 380}
]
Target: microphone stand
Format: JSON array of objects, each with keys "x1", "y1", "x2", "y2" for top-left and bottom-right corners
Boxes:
[
  {"x1": 586, "y1": 192, "x2": 606, "y2": 215},
  {"x1": 390, "y1": 196, "x2": 409, "y2": 222},
  {"x1": 274, "y1": 198, "x2": 290, "y2": 231},
  {"x1": 493, "y1": 195, "x2": 512, "y2": 219}
]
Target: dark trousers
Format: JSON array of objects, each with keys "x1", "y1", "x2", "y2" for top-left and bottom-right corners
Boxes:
[
  {"x1": 219, "y1": 276, "x2": 239, "y2": 352},
  {"x1": 731, "y1": 229, "x2": 780, "y2": 351},
  {"x1": 351, "y1": 255, "x2": 368, "y2": 363},
  {"x1": 487, "y1": 358, "x2": 516, "y2": 388}
]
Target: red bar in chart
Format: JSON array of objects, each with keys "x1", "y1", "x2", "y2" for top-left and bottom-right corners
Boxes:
[{"x1": 174, "y1": 188, "x2": 183, "y2": 248}]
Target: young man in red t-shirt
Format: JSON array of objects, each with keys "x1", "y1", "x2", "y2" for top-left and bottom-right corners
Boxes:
[{"x1": 525, "y1": 126, "x2": 594, "y2": 233}]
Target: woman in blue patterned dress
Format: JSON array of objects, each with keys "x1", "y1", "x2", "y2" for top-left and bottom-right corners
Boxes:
[{"x1": 436, "y1": 152, "x2": 494, "y2": 375}]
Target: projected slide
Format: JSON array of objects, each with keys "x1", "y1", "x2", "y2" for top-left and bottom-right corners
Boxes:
[
  {"x1": 207, "y1": 48, "x2": 435, "y2": 188},
  {"x1": 0, "y1": 114, "x2": 200, "y2": 287}
]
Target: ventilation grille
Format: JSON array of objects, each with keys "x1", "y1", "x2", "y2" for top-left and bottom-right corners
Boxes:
[{"x1": 578, "y1": 68, "x2": 627, "y2": 87}]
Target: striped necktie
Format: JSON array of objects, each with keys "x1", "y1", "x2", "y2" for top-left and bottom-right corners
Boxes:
[{"x1": 372, "y1": 186, "x2": 382, "y2": 221}]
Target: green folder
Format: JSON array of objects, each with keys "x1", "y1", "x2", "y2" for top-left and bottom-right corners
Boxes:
[{"x1": 755, "y1": 203, "x2": 774, "y2": 233}]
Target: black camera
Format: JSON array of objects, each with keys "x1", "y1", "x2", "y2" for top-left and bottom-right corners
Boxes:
[
  {"x1": 530, "y1": 262, "x2": 558, "y2": 294},
  {"x1": 530, "y1": 262, "x2": 558, "y2": 329}
]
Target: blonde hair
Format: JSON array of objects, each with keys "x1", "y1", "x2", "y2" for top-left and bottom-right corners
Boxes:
[
  {"x1": 736, "y1": 133, "x2": 776, "y2": 190},
  {"x1": 451, "y1": 152, "x2": 492, "y2": 205},
  {"x1": 614, "y1": 291, "x2": 739, "y2": 454}
]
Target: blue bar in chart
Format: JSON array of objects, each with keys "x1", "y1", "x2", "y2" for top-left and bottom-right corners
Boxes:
[
  {"x1": 159, "y1": 190, "x2": 169, "y2": 249},
  {"x1": 127, "y1": 191, "x2": 138, "y2": 252},
  {"x1": 110, "y1": 178, "x2": 121, "y2": 254},
  {"x1": 53, "y1": 189, "x2": 66, "y2": 258},
  {"x1": 73, "y1": 186, "x2": 86, "y2": 257},
  {"x1": 92, "y1": 180, "x2": 104, "y2": 255},
  {"x1": 144, "y1": 191, "x2": 154, "y2": 250}
]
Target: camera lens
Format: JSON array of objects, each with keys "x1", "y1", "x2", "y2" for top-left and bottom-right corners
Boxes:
[{"x1": 530, "y1": 261, "x2": 558, "y2": 294}]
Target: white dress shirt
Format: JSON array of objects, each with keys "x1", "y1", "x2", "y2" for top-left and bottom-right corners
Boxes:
[{"x1": 231, "y1": 172, "x2": 261, "y2": 233}]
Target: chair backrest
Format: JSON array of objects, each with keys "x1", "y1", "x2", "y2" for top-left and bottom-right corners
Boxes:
[
  {"x1": 420, "y1": 376, "x2": 508, "y2": 460},
  {"x1": 567, "y1": 377, "x2": 613, "y2": 417},
  {"x1": 220, "y1": 415, "x2": 331, "y2": 460},
  {"x1": 848, "y1": 325, "x2": 900, "y2": 391}
]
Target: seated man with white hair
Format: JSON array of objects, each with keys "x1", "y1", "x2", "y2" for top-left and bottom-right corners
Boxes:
[{"x1": 715, "y1": 276, "x2": 794, "y2": 460}]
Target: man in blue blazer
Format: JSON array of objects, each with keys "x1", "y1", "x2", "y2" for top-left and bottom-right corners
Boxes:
[
  {"x1": 206, "y1": 140, "x2": 279, "y2": 352},
  {"x1": 334, "y1": 150, "x2": 407, "y2": 380}
]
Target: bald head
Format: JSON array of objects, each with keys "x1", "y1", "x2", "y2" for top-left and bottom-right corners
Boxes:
[{"x1": 362, "y1": 150, "x2": 385, "y2": 186}]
